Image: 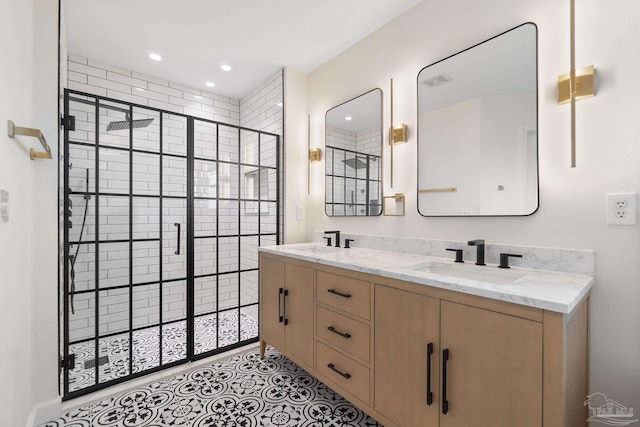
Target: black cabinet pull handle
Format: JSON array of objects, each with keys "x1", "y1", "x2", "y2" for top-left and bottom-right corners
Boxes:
[
  {"x1": 327, "y1": 326, "x2": 351, "y2": 339},
  {"x1": 327, "y1": 363, "x2": 351, "y2": 379},
  {"x1": 327, "y1": 289, "x2": 351, "y2": 299},
  {"x1": 426, "y1": 342, "x2": 434, "y2": 405},
  {"x1": 283, "y1": 289, "x2": 289, "y2": 325},
  {"x1": 442, "y1": 348, "x2": 450, "y2": 414},
  {"x1": 278, "y1": 288, "x2": 283, "y2": 323},
  {"x1": 174, "y1": 223, "x2": 181, "y2": 255}
]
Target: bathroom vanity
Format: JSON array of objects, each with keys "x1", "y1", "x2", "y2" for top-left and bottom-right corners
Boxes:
[{"x1": 258, "y1": 243, "x2": 593, "y2": 427}]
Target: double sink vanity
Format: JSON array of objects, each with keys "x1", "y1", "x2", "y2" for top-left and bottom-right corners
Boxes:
[
  {"x1": 258, "y1": 235, "x2": 593, "y2": 427},
  {"x1": 260, "y1": 19, "x2": 590, "y2": 427}
]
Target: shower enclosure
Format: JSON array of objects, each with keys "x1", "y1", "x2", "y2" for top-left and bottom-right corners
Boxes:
[{"x1": 61, "y1": 89, "x2": 280, "y2": 398}]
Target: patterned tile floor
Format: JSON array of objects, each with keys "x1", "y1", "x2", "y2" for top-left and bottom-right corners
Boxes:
[
  {"x1": 69, "y1": 310, "x2": 259, "y2": 392},
  {"x1": 44, "y1": 347, "x2": 383, "y2": 426}
]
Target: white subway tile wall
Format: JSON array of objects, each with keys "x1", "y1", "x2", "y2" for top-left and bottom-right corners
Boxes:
[{"x1": 66, "y1": 57, "x2": 282, "y2": 352}]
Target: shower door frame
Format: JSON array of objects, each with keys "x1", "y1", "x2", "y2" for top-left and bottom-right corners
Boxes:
[{"x1": 61, "y1": 89, "x2": 281, "y2": 400}]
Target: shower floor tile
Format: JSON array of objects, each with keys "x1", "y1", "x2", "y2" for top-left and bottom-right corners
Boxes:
[
  {"x1": 44, "y1": 347, "x2": 382, "y2": 427},
  {"x1": 67, "y1": 310, "x2": 259, "y2": 392}
]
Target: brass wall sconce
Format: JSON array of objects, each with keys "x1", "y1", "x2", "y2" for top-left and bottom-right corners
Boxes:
[
  {"x1": 389, "y1": 78, "x2": 408, "y2": 188},
  {"x1": 383, "y1": 193, "x2": 405, "y2": 216},
  {"x1": 558, "y1": 0, "x2": 596, "y2": 168},
  {"x1": 391, "y1": 124, "x2": 407, "y2": 144},
  {"x1": 558, "y1": 65, "x2": 595, "y2": 104},
  {"x1": 309, "y1": 148, "x2": 321, "y2": 162}
]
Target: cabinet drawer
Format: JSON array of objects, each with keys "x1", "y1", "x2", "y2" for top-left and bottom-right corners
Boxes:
[
  {"x1": 317, "y1": 271, "x2": 370, "y2": 320},
  {"x1": 316, "y1": 306, "x2": 370, "y2": 363},
  {"x1": 316, "y1": 342, "x2": 370, "y2": 404}
]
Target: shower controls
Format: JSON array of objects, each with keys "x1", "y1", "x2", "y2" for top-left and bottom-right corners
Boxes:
[{"x1": 174, "y1": 223, "x2": 181, "y2": 255}]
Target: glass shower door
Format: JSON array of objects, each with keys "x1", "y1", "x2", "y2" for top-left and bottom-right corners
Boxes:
[{"x1": 63, "y1": 89, "x2": 280, "y2": 398}]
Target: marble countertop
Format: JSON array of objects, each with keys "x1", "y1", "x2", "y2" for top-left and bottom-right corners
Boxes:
[{"x1": 259, "y1": 243, "x2": 594, "y2": 314}]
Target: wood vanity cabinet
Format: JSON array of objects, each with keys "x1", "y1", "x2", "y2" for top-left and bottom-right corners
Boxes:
[
  {"x1": 259, "y1": 254, "x2": 314, "y2": 369},
  {"x1": 259, "y1": 252, "x2": 589, "y2": 427},
  {"x1": 376, "y1": 284, "x2": 542, "y2": 427}
]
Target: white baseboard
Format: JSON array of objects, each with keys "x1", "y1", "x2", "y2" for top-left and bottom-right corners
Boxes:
[{"x1": 27, "y1": 397, "x2": 61, "y2": 427}]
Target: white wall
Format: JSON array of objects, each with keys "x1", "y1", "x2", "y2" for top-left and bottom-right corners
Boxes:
[
  {"x1": 0, "y1": 0, "x2": 60, "y2": 425},
  {"x1": 304, "y1": 0, "x2": 640, "y2": 412},
  {"x1": 283, "y1": 68, "x2": 309, "y2": 243}
]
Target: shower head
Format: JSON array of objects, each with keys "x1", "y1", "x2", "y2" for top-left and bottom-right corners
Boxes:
[
  {"x1": 106, "y1": 113, "x2": 154, "y2": 132},
  {"x1": 342, "y1": 157, "x2": 368, "y2": 170}
]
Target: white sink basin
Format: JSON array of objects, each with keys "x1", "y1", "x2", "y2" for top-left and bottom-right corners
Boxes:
[
  {"x1": 291, "y1": 245, "x2": 341, "y2": 255},
  {"x1": 407, "y1": 262, "x2": 526, "y2": 285}
]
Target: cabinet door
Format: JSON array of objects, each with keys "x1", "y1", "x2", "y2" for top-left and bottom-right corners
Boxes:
[
  {"x1": 440, "y1": 301, "x2": 542, "y2": 427},
  {"x1": 284, "y1": 263, "x2": 315, "y2": 367},
  {"x1": 374, "y1": 285, "x2": 440, "y2": 427},
  {"x1": 259, "y1": 256, "x2": 285, "y2": 350}
]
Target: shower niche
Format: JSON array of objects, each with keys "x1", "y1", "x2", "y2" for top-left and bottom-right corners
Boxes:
[
  {"x1": 62, "y1": 90, "x2": 281, "y2": 398},
  {"x1": 325, "y1": 89, "x2": 382, "y2": 216}
]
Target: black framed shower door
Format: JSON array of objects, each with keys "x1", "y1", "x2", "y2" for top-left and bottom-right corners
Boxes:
[{"x1": 61, "y1": 89, "x2": 280, "y2": 399}]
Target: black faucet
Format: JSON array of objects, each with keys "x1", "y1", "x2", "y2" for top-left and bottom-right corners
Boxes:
[
  {"x1": 499, "y1": 253, "x2": 522, "y2": 269},
  {"x1": 467, "y1": 239, "x2": 485, "y2": 265},
  {"x1": 324, "y1": 230, "x2": 341, "y2": 248}
]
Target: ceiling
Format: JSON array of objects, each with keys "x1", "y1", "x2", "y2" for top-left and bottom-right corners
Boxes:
[{"x1": 63, "y1": 0, "x2": 423, "y2": 100}]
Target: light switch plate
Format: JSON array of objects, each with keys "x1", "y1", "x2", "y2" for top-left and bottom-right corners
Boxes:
[
  {"x1": 296, "y1": 206, "x2": 305, "y2": 221},
  {"x1": 0, "y1": 189, "x2": 8, "y2": 204}
]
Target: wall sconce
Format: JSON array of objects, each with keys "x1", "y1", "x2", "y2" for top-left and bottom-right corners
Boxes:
[
  {"x1": 389, "y1": 78, "x2": 408, "y2": 188},
  {"x1": 558, "y1": 0, "x2": 595, "y2": 168},
  {"x1": 558, "y1": 66, "x2": 595, "y2": 104},
  {"x1": 309, "y1": 148, "x2": 321, "y2": 162},
  {"x1": 391, "y1": 124, "x2": 407, "y2": 144}
]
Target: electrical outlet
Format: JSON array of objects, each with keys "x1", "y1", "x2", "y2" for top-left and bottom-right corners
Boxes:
[{"x1": 606, "y1": 193, "x2": 637, "y2": 225}]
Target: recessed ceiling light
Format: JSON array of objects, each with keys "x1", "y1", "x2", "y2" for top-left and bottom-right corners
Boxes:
[
  {"x1": 221, "y1": 65, "x2": 232, "y2": 71},
  {"x1": 194, "y1": 95, "x2": 203, "y2": 99},
  {"x1": 205, "y1": 81, "x2": 215, "y2": 88},
  {"x1": 149, "y1": 53, "x2": 162, "y2": 61},
  {"x1": 345, "y1": 116, "x2": 352, "y2": 121},
  {"x1": 135, "y1": 87, "x2": 145, "y2": 92},
  {"x1": 277, "y1": 102, "x2": 283, "y2": 107}
]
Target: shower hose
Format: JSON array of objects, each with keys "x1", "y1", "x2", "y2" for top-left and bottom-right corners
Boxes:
[{"x1": 69, "y1": 168, "x2": 90, "y2": 315}]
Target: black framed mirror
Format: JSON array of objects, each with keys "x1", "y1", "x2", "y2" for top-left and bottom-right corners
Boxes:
[
  {"x1": 417, "y1": 23, "x2": 538, "y2": 216},
  {"x1": 325, "y1": 89, "x2": 383, "y2": 216}
]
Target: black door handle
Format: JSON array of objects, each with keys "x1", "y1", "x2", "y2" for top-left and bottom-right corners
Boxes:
[
  {"x1": 327, "y1": 326, "x2": 352, "y2": 339},
  {"x1": 442, "y1": 348, "x2": 450, "y2": 414},
  {"x1": 283, "y1": 289, "x2": 289, "y2": 325},
  {"x1": 278, "y1": 288, "x2": 283, "y2": 323},
  {"x1": 174, "y1": 223, "x2": 181, "y2": 255},
  {"x1": 426, "y1": 342, "x2": 434, "y2": 405},
  {"x1": 327, "y1": 363, "x2": 351, "y2": 379},
  {"x1": 327, "y1": 288, "x2": 351, "y2": 299}
]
